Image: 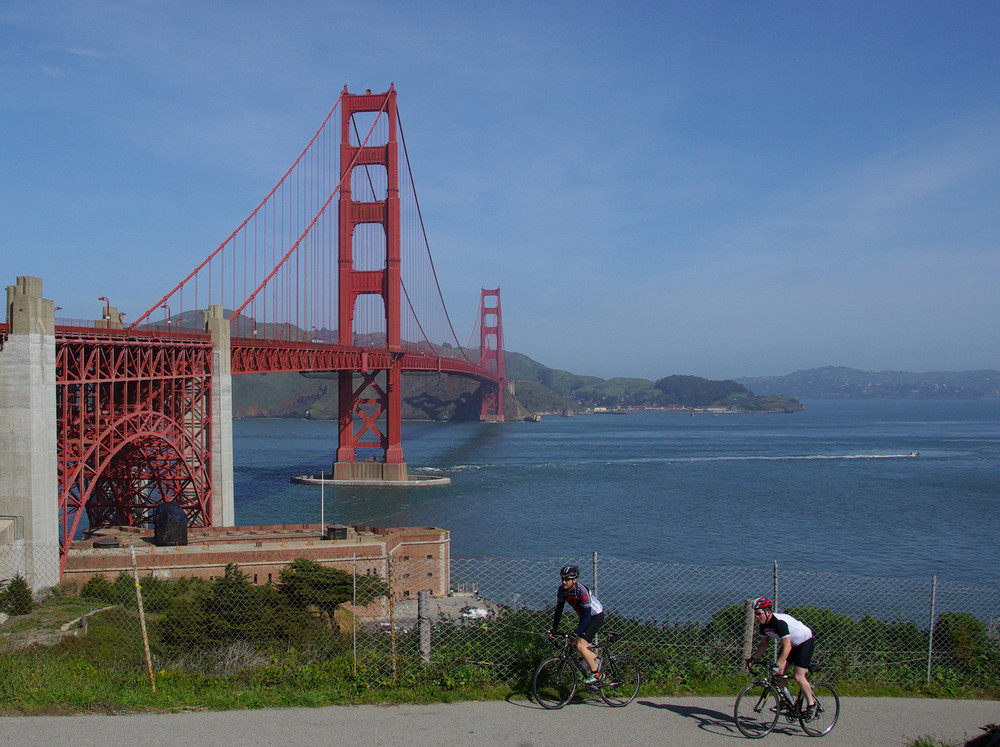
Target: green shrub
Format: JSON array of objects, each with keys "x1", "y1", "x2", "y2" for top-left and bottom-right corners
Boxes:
[
  {"x1": 156, "y1": 563, "x2": 324, "y2": 654},
  {"x1": 79, "y1": 573, "x2": 114, "y2": 602},
  {"x1": 935, "y1": 612, "x2": 992, "y2": 668},
  {"x1": 1, "y1": 575, "x2": 33, "y2": 616}
]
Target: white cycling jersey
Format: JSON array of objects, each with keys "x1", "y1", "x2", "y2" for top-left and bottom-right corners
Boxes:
[{"x1": 760, "y1": 612, "x2": 812, "y2": 647}]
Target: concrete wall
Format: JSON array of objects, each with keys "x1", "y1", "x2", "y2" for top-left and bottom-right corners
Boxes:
[
  {"x1": 0, "y1": 276, "x2": 60, "y2": 592},
  {"x1": 203, "y1": 305, "x2": 235, "y2": 526}
]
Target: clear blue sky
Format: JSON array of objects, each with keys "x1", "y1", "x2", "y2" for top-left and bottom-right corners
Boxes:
[{"x1": 2, "y1": 1, "x2": 998, "y2": 380}]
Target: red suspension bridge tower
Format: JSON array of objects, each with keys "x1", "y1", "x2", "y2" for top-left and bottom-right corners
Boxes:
[
  {"x1": 334, "y1": 87, "x2": 407, "y2": 481},
  {"x1": 479, "y1": 288, "x2": 505, "y2": 422}
]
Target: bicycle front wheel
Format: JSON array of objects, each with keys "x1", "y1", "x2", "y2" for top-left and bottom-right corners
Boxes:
[
  {"x1": 598, "y1": 655, "x2": 641, "y2": 707},
  {"x1": 734, "y1": 682, "x2": 780, "y2": 738},
  {"x1": 532, "y1": 657, "x2": 577, "y2": 709},
  {"x1": 800, "y1": 682, "x2": 839, "y2": 736}
]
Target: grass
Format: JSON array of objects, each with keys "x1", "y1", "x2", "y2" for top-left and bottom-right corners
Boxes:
[
  {"x1": 3, "y1": 588, "x2": 999, "y2": 715},
  {"x1": 1, "y1": 596, "x2": 97, "y2": 636},
  {"x1": 1, "y1": 642, "x2": 995, "y2": 716}
]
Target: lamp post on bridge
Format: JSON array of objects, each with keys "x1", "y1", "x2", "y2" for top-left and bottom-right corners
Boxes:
[
  {"x1": 98, "y1": 296, "x2": 111, "y2": 321},
  {"x1": 161, "y1": 303, "x2": 171, "y2": 330}
]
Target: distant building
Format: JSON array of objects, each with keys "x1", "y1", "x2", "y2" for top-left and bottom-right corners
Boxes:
[{"x1": 63, "y1": 523, "x2": 450, "y2": 621}]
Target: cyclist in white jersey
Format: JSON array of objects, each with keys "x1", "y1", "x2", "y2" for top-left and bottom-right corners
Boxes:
[
  {"x1": 548, "y1": 565, "x2": 605, "y2": 685},
  {"x1": 746, "y1": 597, "x2": 817, "y2": 718}
]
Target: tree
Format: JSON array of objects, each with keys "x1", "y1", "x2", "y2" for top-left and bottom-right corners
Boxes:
[
  {"x1": 158, "y1": 563, "x2": 315, "y2": 651},
  {"x1": 278, "y1": 558, "x2": 390, "y2": 617}
]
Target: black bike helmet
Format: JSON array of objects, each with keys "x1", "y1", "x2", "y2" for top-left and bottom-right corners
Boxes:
[
  {"x1": 752, "y1": 597, "x2": 772, "y2": 611},
  {"x1": 560, "y1": 565, "x2": 579, "y2": 581}
]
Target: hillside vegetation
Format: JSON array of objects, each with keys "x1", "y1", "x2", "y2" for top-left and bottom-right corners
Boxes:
[
  {"x1": 738, "y1": 366, "x2": 1000, "y2": 400},
  {"x1": 231, "y1": 351, "x2": 802, "y2": 420}
]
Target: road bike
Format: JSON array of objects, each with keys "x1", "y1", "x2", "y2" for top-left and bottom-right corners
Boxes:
[
  {"x1": 531, "y1": 630, "x2": 641, "y2": 709},
  {"x1": 733, "y1": 661, "x2": 840, "y2": 738}
]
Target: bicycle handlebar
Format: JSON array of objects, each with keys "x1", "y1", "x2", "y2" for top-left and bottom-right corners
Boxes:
[
  {"x1": 745, "y1": 661, "x2": 780, "y2": 678},
  {"x1": 547, "y1": 632, "x2": 575, "y2": 648}
]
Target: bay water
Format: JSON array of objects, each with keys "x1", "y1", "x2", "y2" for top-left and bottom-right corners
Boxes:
[{"x1": 233, "y1": 399, "x2": 1000, "y2": 586}]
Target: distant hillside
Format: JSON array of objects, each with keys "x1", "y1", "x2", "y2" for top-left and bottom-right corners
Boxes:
[
  {"x1": 737, "y1": 366, "x2": 1000, "y2": 399},
  {"x1": 231, "y1": 351, "x2": 802, "y2": 420},
  {"x1": 232, "y1": 370, "x2": 523, "y2": 422},
  {"x1": 501, "y1": 359, "x2": 802, "y2": 413}
]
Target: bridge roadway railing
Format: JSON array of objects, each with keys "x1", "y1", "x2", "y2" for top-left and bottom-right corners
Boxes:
[
  {"x1": 1, "y1": 547, "x2": 997, "y2": 696},
  {"x1": 229, "y1": 337, "x2": 498, "y2": 382},
  {"x1": 49, "y1": 324, "x2": 499, "y2": 383}
]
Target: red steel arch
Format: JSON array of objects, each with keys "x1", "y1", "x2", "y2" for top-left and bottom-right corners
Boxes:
[{"x1": 56, "y1": 329, "x2": 213, "y2": 561}]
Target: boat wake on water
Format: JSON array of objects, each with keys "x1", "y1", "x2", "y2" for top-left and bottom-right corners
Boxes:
[
  {"x1": 590, "y1": 453, "x2": 921, "y2": 466},
  {"x1": 678, "y1": 452, "x2": 920, "y2": 462}
]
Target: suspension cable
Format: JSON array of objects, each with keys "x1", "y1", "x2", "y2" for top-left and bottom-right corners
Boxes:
[{"x1": 396, "y1": 110, "x2": 475, "y2": 364}]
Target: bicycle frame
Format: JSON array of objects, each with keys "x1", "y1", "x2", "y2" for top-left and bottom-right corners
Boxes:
[
  {"x1": 532, "y1": 630, "x2": 640, "y2": 709},
  {"x1": 733, "y1": 662, "x2": 840, "y2": 738},
  {"x1": 759, "y1": 667, "x2": 805, "y2": 719},
  {"x1": 551, "y1": 632, "x2": 611, "y2": 670}
]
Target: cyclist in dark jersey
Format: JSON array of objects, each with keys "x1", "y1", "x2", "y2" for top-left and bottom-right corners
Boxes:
[
  {"x1": 548, "y1": 565, "x2": 605, "y2": 684},
  {"x1": 746, "y1": 597, "x2": 817, "y2": 718}
]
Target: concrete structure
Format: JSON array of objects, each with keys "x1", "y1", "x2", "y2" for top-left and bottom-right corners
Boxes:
[
  {"x1": 291, "y1": 473, "x2": 451, "y2": 487},
  {"x1": 203, "y1": 305, "x2": 235, "y2": 527},
  {"x1": 0, "y1": 277, "x2": 60, "y2": 592},
  {"x1": 62, "y1": 523, "x2": 451, "y2": 620}
]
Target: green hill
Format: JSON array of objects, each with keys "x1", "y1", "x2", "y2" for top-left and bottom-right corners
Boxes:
[
  {"x1": 231, "y1": 351, "x2": 802, "y2": 420},
  {"x1": 738, "y1": 366, "x2": 1000, "y2": 399}
]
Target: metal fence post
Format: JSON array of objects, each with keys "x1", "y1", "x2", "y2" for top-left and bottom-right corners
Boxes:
[
  {"x1": 773, "y1": 560, "x2": 779, "y2": 612},
  {"x1": 772, "y1": 561, "x2": 779, "y2": 666},
  {"x1": 352, "y1": 553, "x2": 357, "y2": 678},
  {"x1": 927, "y1": 574, "x2": 937, "y2": 684},
  {"x1": 742, "y1": 599, "x2": 756, "y2": 664},
  {"x1": 129, "y1": 545, "x2": 155, "y2": 693},
  {"x1": 388, "y1": 554, "x2": 398, "y2": 680},
  {"x1": 592, "y1": 551, "x2": 598, "y2": 598},
  {"x1": 419, "y1": 589, "x2": 431, "y2": 665}
]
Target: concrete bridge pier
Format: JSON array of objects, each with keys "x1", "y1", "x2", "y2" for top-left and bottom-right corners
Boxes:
[
  {"x1": 0, "y1": 276, "x2": 60, "y2": 593},
  {"x1": 203, "y1": 305, "x2": 235, "y2": 527}
]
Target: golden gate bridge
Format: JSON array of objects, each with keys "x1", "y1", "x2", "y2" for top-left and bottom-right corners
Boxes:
[{"x1": 0, "y1": 86, "x2": 505, "y2": 574}]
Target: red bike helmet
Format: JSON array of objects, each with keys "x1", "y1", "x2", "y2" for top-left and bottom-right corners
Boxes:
[{"x1": 752, "y1": 597, "x2": 772, "y2": 611}]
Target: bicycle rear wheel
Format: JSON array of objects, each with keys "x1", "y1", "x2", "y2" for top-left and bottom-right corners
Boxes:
[
  {"x1": 598, "y1": 655, "x2": 640, "y2": 707},
  {"x1": 532, "y1": 657, "x2": 577, "y2": 709},
  {"x1": 800, "y1": 682, "x2": 839, "y2": 736},
  {"x1": 734, "y1": 682, "x2": 780, "y2": 738}
]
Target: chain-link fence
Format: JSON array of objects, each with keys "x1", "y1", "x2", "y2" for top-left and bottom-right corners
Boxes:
[
  {"x1": 445, "y1": 556, "x2": 1000, "y2": 692},
  {"x1": 2, "y1": 545, "x2": 998, "y2": 696}
]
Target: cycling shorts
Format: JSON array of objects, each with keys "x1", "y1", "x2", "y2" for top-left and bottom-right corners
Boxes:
[
  {"x1": 789, "y1": 637, "x2": 815, "y2": 669},
  {"x1": 579, "y1": 612, "x2": 604, "y2": 643}
]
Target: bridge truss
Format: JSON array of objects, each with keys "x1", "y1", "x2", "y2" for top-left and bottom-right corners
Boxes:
[{"x1": 55, "y1": 328, "x2": 214, "y2": 551}]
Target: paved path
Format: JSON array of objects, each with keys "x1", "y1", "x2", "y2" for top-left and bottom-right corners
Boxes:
[{"x1": 2, "y1": 696, "x2": 997, "y2": 746}]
